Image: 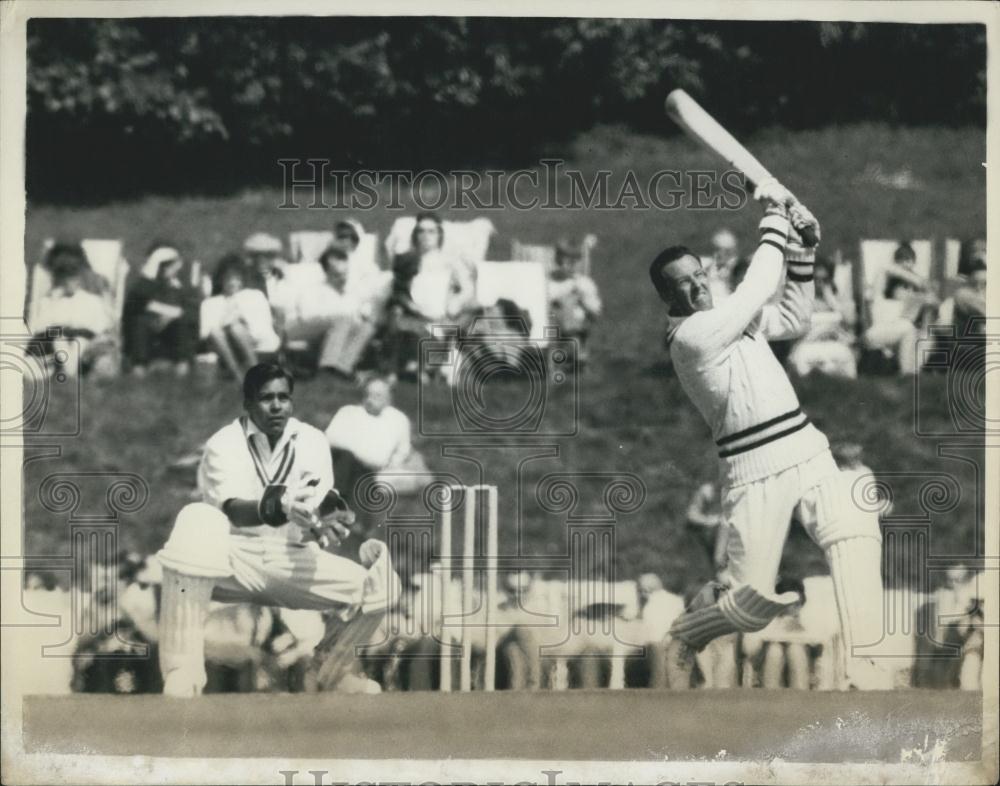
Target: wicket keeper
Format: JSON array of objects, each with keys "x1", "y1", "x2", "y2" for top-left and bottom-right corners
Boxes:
[
  {"x1": 156, "y1": 362, "x2": 398, "y2": 696},
  {"x1": 649, "y1": 179, "x2": 885, "y2": 689}
]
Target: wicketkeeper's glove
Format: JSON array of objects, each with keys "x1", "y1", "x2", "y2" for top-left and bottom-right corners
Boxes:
[{"x1": 258, "y1": 484, "x2": 289, "y2": 526}]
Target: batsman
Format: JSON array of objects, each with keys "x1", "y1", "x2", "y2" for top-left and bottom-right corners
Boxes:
[
  {"x1": 156, "y1": 362, "x2": 398, "y2": 697},
  {"x1": 649, "y1": 179, "x2": 885, "y2": 689}
]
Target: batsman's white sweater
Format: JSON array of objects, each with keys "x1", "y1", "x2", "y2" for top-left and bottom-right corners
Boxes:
[{"x1": 667, "y1": 213, "x2": 829, "y2": 487}]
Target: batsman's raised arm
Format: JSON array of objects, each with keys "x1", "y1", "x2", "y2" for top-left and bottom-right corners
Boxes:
[
  {"x1": 758, "y1": 202, "x2": 822, "y2": 341},
  {"x1": 667, "y1": 178, "x2": 806, "y2": 359}
]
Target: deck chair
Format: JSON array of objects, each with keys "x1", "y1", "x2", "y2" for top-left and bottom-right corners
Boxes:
[
  {"x1": 475, "y1": 261, "x2": 550, "y2": 345},
  {"x1": 288, "y1": 230, "x2": 334, "y2": 266},
  {"x1": 28, "y1": 239, "x2": 129, "y2": 327},
  {"x1": 289, "y1": 229, "x2": 382, "y2": 287},
  {"x1": 385, "y1": 217, "x2": 495, "y2": 265},
  {"x1": 859, "y1": 239, "x2": 934, "y2": 300},
  {"x1": 857, "y1": 239, "x2": 938, "y2": 374},
  {"x1": 511, "y1": 234, "x2": 597, "y2": 277},
  {"x1": 28, "y1": 239, "x2": 129, "y2": 374},
  {"x1": 856, "y1": 239, "x2": 934, "y2": 330}
]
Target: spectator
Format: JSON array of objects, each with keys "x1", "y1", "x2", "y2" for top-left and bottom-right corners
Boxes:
[
  {"x1": 325, "y1": 376, "x2": 413, "y2": 505},
  {"x1": 40, "y1": 239, "x2": 110, "y2": 297},
  {"x1": 913, "y1": 565, "x2": 981, "y2": 689},
  {"x1": 242, "y1": 232, "x2": 286, "y2": 291},
  {"x1": 123, "y1": 242, "x2": 200, "y2": 378},
  {"x1": 742, "y1": 576, "x2": 810, "y2": 689},
  {"x1": 685, "y1": 481, "x2": 728, "y2": 573},
  {"x1": 286, "y1": 244, "x2": 376, "y2": 378},
  {"x1": 384, "y1": 212, "x2": 476, "y2": 377},
  {"x1": 703, "y1": 228, "x2": 740, "y2": 303},
  {"x1": 788, "y1": 255, "x2": 857, "y2": 378},
  {"x1": 28, "y1": 243, "x2": 116, "y2": 378},
  {"x1": 200, "y1": 254, "x2": 281, "y2": 379},
  {"x1": 548, "y1": 239, "x2": 602, "y2": 367},
  {"x1": 336, "y1": 219, "x2": 394, "y2": 319},
  {"x1": 332, "y1": 220, "x2": 374, "y2": 293},
  {"x1": 866, "y1": 241, "x2": 938, "y2": 374},
  {"x1": 957, "y1": 237, "x2": 987, "y2": 278},
  {"x1": 71, "y1": 551, "x2": 162, "y2": 694},
  {"x1": 454, "y1": 297, "x2": 534, "y2": 381},
  {"x1": 945, "y1": 252, "x2": 987, "y2": 338},
  {"x1": 243, "y1": 232, "x2": 298, "y2": 331},
  {"x1": 689, "y1": 571, "x2": 738, "y2": 688},
  {"x1": 636, "y1": 573, "x2": 685, "y2": 688}
]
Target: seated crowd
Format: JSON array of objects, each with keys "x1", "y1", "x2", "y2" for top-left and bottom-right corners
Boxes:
[
  {"x1": 28, "y1": 213, "x2": 603, "y2": 383},
  {"x1": 698, "y1": 232, "x2": 988, "y2": 379},
  {"x1": 23, "y1": 541, "x2": 982, "y2": 695}
]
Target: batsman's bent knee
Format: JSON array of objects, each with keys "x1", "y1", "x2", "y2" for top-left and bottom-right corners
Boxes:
[{"x1": 158, "y1": 502, "x2": 233, "y2": 578}]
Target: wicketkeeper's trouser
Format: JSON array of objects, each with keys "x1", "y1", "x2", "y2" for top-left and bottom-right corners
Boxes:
[{"x1": 156, "y1": 502, "x2": 398, "y2": 696}]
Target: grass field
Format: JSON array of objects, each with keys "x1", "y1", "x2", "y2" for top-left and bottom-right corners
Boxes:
[
  {"x1": 22, "y1": 690, "x2": 982, "y2": 762},
  {"x1": 21, "y1": 123, "x2": 987, "y2": 591}
]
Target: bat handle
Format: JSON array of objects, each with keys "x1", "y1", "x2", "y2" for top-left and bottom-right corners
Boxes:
[{"x1": 799, "y1": 225, "x2": 820, "y2": 248}]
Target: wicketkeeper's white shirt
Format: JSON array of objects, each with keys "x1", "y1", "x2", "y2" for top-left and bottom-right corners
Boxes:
[
  {"x1": 667, "y1": 220, "x2": 829, "y2": 488},
  {"x1": 197, "y1": 415, "x2": 334, "y2": 541}
]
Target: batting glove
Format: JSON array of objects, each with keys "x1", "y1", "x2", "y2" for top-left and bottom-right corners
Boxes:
[
  {"x1": 786, "y1": 202, "x2": 820, "y2": 275},
  {"x1": 753, "y1": 176, "x2": 794, "y2": 208}
]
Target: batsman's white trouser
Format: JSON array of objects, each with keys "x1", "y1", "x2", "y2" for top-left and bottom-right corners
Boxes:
[
  {"x1": 672, "y1": 450, "x2": 885, "y2": 687},
  {"x1": 157, "y1": 502, "x2": 398, "y2": 696}
]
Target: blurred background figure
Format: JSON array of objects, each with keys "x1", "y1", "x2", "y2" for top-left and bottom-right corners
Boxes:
[
  {"x1": 242, "y1": 232, "x2": 289, "y2": 293},
  {"x1": 459, "y1": 297, "x2": 534, "y2": 379},
  {"x1": 384, "y1": 212, "x2": 476, "y2": 378},
  {"x1": 71, "y1": 551, "x2": 162, "y2": 695},
  {"x1": 912, "y1": 564, "x2": 983, "y2": 690},
  {"x1": 548, "y1": 239, "x2": 602, "y2": 368},
  {"x1": 287, "y1": 244, "x2": 376, "y2": 378},
  {"x1": 788, "y1": 255, "x2": 857, "y2": 378},
  {"x1": 325, "y1": 376, "x2": 413, "y2": 507},
  {"x1": 942, "y1": 238, "x2": 987, "y2": 339},
  {"x1": 200, "y1": 253, "x2": 281, "y2": 379},
  {"x1": 703, "y1": 228, "x2": 740, "y2": 303},
  {"x1": 692, "y1": 569, "x2": 739, "y2": 689},
  {"x1": 123, "y1": 242, "x2": 200, "y2": 378},
  {"x1": 685, "y1": 481, "x2": 728, "y2": 574},
  {"x1": 28, "y1": 242, "x2": 116, "y2": 378},
  {"x1": 741, "y1": 577, "x2": 810, "y2": 689},
  {"x1": 634, "y1": 573, "x2": 684, "y2": 688},
  {"x1": 865, "y1": 241, "x2": 938, "y2": 375}
]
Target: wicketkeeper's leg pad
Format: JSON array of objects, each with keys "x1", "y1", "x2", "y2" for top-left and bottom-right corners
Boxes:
[
  {"x1": 669, "y1": 583, "x2": 801, "y2": 651},
  {"x1": 157, "y1": 502, "x2": 233, "y2": 579},
  {"x1": 159, "y1": 566, "x2": 216, "y2": 697}
]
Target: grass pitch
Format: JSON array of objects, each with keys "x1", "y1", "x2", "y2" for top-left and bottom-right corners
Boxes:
[{"x1": 24, "y1": 689, "x2": 982, "y2": 762}]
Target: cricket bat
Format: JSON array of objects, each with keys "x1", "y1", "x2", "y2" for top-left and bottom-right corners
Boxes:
[{"x1": 665, "y1": 88, "x2": 819, "y2": 247}]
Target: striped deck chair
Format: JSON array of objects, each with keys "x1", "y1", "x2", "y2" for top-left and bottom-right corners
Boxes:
[
  {"x1": 27, "y1": 239, "x2": 130, "y2": 375},
  {"x1": 511, "y1": 233, "x2": 597, "y2": 277}
]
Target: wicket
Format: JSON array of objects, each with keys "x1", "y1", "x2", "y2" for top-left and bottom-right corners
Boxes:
[{"x1": 437, "y1": 484, "x2": 499, "y2": 692}]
